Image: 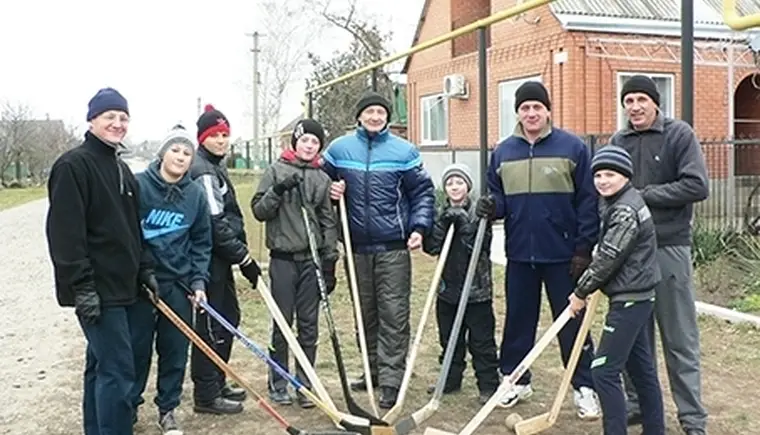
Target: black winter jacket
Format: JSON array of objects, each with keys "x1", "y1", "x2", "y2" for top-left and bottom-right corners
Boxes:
[{"x1": 46, "y1": 131, "x2": 150, "y2": 307}]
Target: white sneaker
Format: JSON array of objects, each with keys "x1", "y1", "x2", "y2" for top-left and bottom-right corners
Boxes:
[
  {"x1": 497, "y1": 383, "x2": 533, "y2": 408},
  {"x1": 573, "y1": 386, "x2": 601, "y2": 420}
]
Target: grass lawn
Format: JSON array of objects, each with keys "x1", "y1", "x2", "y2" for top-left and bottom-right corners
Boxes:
[
  {"x1": 0, "y1": 186, "x2": 46, "y2": 211},
  {"x1": 133, "y1": 173, "x2": 760, "y2": 435}
]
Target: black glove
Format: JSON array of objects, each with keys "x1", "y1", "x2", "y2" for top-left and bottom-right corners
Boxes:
[
  {"x1": 74, "y1": 287, "x2": 101, "y2": 324},
  {"x1": 475, "y1": 195, "x2": 496, "y2": 219},
  {"x1": 320, "y1": 258, "x2": 337, "y2": 298},
  {"x1": 273, "y1": 173, "x2": 303, "y2": 195},
  {"x1": 138, "y1": 269, "x2": 160, "y2": 302},
  {"x1": 441, "y1": 207, "x2": 469, "y2": 229},
  {"x1": 240, "y1": 255, "x2": 262, "y2": 288},
  {"x1": 570, "y1": 252, "x2": 592, "y2": 282}
]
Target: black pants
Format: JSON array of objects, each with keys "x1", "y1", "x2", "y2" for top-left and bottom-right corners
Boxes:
[
  {"x1": 592, "y1": 299, "x2": 665, "y2": 435},
  {"x1": 268, "y1": 257, "x2": 320, "y2": 391},
  {"x1": 191, "y1": 265, "x2": 240, "y2": 404},
  {"x1": 436, "y1": 298, "x2": 500, "y2": 394}
]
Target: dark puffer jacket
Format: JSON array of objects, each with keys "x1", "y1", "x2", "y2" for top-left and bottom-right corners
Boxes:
[{"x1": 423, "y1": 198, "x2": 493, "y2": 305}]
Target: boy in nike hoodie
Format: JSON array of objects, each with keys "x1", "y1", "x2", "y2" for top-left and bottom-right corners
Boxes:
[
  {"x1": 251, "y1": 119, "x2": 339, "y2": 408},
  {"x1": 130, "y1": 125, "x2": 212, "y2": 434}
]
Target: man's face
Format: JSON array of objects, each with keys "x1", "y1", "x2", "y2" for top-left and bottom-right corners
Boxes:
[
  {"x1": 201, "y1": 132, "x2": 230, "y2": 156},
  {"x1": 594, "y1": 169, "x2": 628, "y2": 197},
  {"x1": 295, "y1": 133, "x2": 320, "y2": 161},
  {"x1": 90, "y1": 110, "x2": 129, "y2": 144},
  {"x1": 358, "y1": 105, "x2": 388, "y2": 133},
  {"x1": 161, "y1": 143, "x2": 193, "y2": 179},
  {"x1": 622, "y1": 92, "x2": 658, "y2": 131},
  {"x1": 517, "y1": 101, "x2": 550, "y2": 135}
]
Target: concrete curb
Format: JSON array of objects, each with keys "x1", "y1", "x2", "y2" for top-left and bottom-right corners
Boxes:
[{"x1": 488, "y1": 255, "x2": 760, "y2": 328}]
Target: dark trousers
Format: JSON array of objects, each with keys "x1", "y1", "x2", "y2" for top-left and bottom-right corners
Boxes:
[
  {"x1": 436, "y1": 298, "x2": 500, "y2": 394},
  {"x1": 268, "y1": 257, "x2": 320, "y2": 391},
  {"x1": 592, "y1": 299, "x2": 665, "y2": 435},
  {"x1": 191, "y1": 266, "x2": 240, "y2": 404},
  {"x1": 499, "y1": 261, "x2": 595, "y2": 389},
  {"x1": 130, "y1": 281, "x2": 192, "y2": 413},
  {"x1": 350, "y1": 249, "x2": 412, "y2": 389},
  {"x1": 78, "y1": 305, "x2": 139, "y2": 435}
]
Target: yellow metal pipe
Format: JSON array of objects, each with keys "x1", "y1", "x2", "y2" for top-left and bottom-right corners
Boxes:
[
  {"x1": 723, "y1": 0, "x2": 760, "y2": 31},
  {"x1": 304, "y1": 0, "x2": 556, "y2": 94}
]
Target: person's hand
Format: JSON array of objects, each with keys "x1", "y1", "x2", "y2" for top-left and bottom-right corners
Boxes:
[
  {"x1": 273, "y1": 173, "x2": 302, "y2": 195},
  {"x1": 74, "y1": 287, "x2": 101, "y2": 324},
  {"x1": 240, "y1": 254, "x2": 262, "y2": 289},
  {"x1": 570, "y1": 252, "x2": 591, "y2": 282},
  {"x1": 189, "y1": 290, "x2": 207, "y2": 312},
  {"x1": 407, "y1": 231, "x2": 423, "y2": 250},
  {"x1": 321, "y1": 258, "x2": 337, "y2": 298},
  {"x1": 329, "y1": 180, "x2": 346, "y2": 201},
  {"x1": 475, "y1": 195, "x2": 495, "y2": 219},
  {"x1": 568, "y1": 293, "x2": 587, "y2": 318},
  {"x1": 441, "y1": 207, "x2": 468, "y2": 229}
]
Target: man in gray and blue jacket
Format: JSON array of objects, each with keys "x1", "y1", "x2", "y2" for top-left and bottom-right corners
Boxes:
[{"x1": 610, "y1": 75, "x2": 709, "y2": 435}]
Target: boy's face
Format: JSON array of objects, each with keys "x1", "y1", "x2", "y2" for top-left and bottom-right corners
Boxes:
[
  {"x1": 202, "y1": 132, "x2": 230, "y2": 156},
  {"x1": 161, "y1": 142, "x2": 193, "y2": 180},
  {"x1": 594, "y1": 169, "x2": 628, "y2": 197},
  {"x1": 295, "y1": 133, "x2": 320, "y2": 161},
  {"x1": 445, "y1": 176, "x2": 468, "y2": 204}
]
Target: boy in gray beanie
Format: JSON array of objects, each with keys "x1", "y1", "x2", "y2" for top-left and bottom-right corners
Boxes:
[
  {"x1": 568, "y1": 145, "x2": 665, "y2": 435},
  {"x1": 422, "y1": 162, "x2": 500, "y2": 405}
]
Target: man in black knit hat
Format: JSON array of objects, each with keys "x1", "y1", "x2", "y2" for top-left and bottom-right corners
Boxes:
[
  {"x1": 475, "y1": 81, "x2": 601, "y2": 420},
  {"x1": 188, "y1": 103, "x2": 262, "y2": 415},
  {"x1": 612, "y1": 75, "x2": 709, "y2": 435}
]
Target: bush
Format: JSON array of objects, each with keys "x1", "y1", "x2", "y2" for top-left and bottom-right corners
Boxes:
[
  {"x1": 721, "y1": 233, "x2": 760, "y2": 313},
  {"x1": 435, "y1": 187, "x2": 447, "y2": 209},
  {"x1": 691, "y1": 219, "x2": 738, "y2": 266}
]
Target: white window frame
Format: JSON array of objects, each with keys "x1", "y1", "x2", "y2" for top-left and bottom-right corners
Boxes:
[
  {"x1": 419, "y1": 93, "x2": 448, "y2": 146},
  {"x1": 497, "y1": 75, "x2": 542, "y2": 141},
  {"x1": 616, "y1": 72, "x2": 675, "y2": 130}
]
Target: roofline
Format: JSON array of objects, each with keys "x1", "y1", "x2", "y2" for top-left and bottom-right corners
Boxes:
[
  {"x1": 402, "y1": 0, "x2": 431, "y2": 74},
  {"x1": 555, "y1": 14, "x2": 760, "y2": 39}
]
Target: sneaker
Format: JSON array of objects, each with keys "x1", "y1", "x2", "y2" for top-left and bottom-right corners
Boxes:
[
  {"x1": 379, "y1": 386, "x2": 398, "y2": 409},
  {"x1": 157, "y1": 410, "x2": 183, "y2": 435},
  {"x1": 269, "y1": 388, "x2": 293, "y2": 405},
  {"x1": 478, "y1": 390, "x2": 495, "y2": 405},
  {"x1": 573, "y1": 386, "x2": 601, "y2": 420},
  {"x1": 296, "y1": 391, "x2": 316, "y2": 409},
  {"x1": 498, "y1": 383, "x2": 533, "y2": 408}
]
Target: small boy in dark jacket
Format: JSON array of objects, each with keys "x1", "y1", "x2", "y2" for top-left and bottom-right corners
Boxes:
[
  {"x1": 423, "y1": 163, "x2": 500, "y2": 405},
  {"x1": 568, "y1": 145, "x2": 665, "y2": 435},
  {"x1": 251, "y1": 119, "x2": 339, "y2": 409}
]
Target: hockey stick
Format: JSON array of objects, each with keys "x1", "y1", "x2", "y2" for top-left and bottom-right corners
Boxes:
[
  {"x1": 300, "y1": 203, "x2": 389, "y2": 426},
  {"x1": 423, "y1": 306, "x2": 575, "y2": 435},
  {"x1": 338, "y1": 194, "x2": 379, "y2": 416},
  {"x1": 144, "y1": 288, "x2": 356, "y2": 435},
  {"x1": 505, "y1": 291, "x2": 602, "y2": 434},
  {"x1": 392, "y1": 219, "x2": 488, "y2": 435},
  {"x1": 383, "y1": 224, "x2": 456, "y2": 423}
]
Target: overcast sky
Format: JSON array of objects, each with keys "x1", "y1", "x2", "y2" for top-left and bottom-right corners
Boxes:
[{"x1": 0, "y1": 0, "x2": 424, "y2": 143}]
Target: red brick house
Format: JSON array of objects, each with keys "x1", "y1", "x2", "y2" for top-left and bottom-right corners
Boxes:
[{"x1": 403, "y1": 0, "x2": 760, "y2": 188}]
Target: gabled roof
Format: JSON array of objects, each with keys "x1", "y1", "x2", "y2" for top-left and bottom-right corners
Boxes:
[{"x1": 402, "y1": 0, "x2": 432, "y2": 74}]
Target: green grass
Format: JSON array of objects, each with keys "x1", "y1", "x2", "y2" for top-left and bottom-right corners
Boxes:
[{"x1": 0, "y1": 186, "x2": 46, "y2": 211}]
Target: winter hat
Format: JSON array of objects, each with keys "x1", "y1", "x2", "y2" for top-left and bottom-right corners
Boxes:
[
  {"x1": 514, "y1": 81, "x2": 551, "y2": 112},
  {"x1": 291, "y1": 118, "x2": 326, "y2": 151},
  {"x1": 87, "y1": 87, "x2": 129, "y2": 121},
  {"x1": 196, "y1": 104, "x2": 230, "y2": 144},
  {"x1": 592, "y1": 145, "x2": 634, "y2": 179},
  {"x1": 355, "y1": 91, "x2": 392, "y2": 120},
  {"x1": 441, "y1": 163, "x2": 474, "y2": 192},
  {"x1": 157, "y1": 124, "x2": 196, "y2": 160},
  {"x1": 621, "y1": 75, "x2": 660, "y2": 107}
]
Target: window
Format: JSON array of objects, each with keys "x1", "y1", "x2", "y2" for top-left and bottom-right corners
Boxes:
[
  {"x1": 420, "y1": 93, "x2": 448, "y2": 145},
  {"x1": 498, "y1": 75, "x2": 542, "y2": 141},
  {"x1": 616, "y1": 72, "x2": 675, "y2": 130}
]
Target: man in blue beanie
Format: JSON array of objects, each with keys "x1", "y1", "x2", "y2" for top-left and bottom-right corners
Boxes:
[{"x1": 46, "y1": 87, "x2": 159, "y2": 435}]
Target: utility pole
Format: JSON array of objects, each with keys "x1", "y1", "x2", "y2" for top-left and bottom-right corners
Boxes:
[
  {"x1": 246, "y1": 31, "x2": 263, "y2": 169},
  {"x1": 196, "y1": 97, "x2": 201, "y2": 117}
]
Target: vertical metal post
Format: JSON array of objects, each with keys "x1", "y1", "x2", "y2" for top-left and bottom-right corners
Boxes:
[
  {"x1": 267, "y1": 137, "x2": 273, "y2": 165},
  {"x1": 371, "y1": 68, "x2": 378, "y2": 91},
  {"x1": 477, "y1": 27, "x2": 488, "y2": 196},
  {"x1": 727, "y1": 35, "x2": 736, "y2": 224},
  {"x1": 681, "y1": 0, "x2": 694, "y2": 126},
  {"x1": 307, "y1": 92, "x2": 314, "y2": 118},
  {"x1": 245, "y1": 141, "x2": 251, "y2": 169}
]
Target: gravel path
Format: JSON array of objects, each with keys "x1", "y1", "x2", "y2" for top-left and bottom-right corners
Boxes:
[{"x1": 0, "y1": 199, "x2": 84, "y2": 434}]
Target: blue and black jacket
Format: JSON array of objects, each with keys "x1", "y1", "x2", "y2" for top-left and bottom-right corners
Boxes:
[
  {"x1": 321, "y1": 125, "x2": 436, "y2": 254},
  {"x1": 136, "y1": 160, "x2": 213, "y2": 291},
  {"x1": 486, "y1": 125, "x2": 599, "y2": 263}
]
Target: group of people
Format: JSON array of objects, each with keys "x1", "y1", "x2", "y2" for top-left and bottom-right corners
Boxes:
[{"x1": 45, "y1": 73, "x2": 709, "y2": 435}]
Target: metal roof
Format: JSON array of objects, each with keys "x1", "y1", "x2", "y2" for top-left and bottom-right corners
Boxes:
[{"x1": 550, "y1": 0, "x2": 760, "y2": 25}]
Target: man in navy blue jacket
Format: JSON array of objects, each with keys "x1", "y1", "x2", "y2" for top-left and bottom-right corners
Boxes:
[
  {"x1": 321, "y1": 91, "x2": 435, "y2": 409},
  {"x1": 475, "y1": 81, "x2": 601, "y2": 420}
]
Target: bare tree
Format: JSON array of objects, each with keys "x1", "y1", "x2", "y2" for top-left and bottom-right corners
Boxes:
[
  {"x1": 0, "y1": 102, "x2": 35, "y2": 184},
  {"x1": 23, "y1": 120, "x2": 77, "y2": 184}
]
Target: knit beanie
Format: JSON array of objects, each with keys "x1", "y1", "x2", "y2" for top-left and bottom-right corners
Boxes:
[
  {"x1": 87, "y1": 87, "x2": 129, "y2": 121},
  {"x1": 620, "y1": 75, "x2": 660, "y2": 107},
  {"x1": 441, "y1": 163, "x2": 474, "y2": 192},
  {"x1": 592, "y1": 145, "x2": 634, "y2": 179},
  {"x1": 157, "y1": 124, "x2": 196, "y2": 160},
  {"x1": 196, "y1": 104, "x2": 230, "y2": 144},
  {"x1": 291, "y1": 119, "x2": 326, "y2": 151},
  {"x1": 514, "y1": 81, "x2": 551, "y2": 112},
  {"x1": 355, "y1": 91, "x2": 392, "y2": 120}
]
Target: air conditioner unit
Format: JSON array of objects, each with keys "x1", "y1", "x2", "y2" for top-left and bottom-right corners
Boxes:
[{"x1": 443, "y1": 74, "x2": 468, "y2": 99}]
